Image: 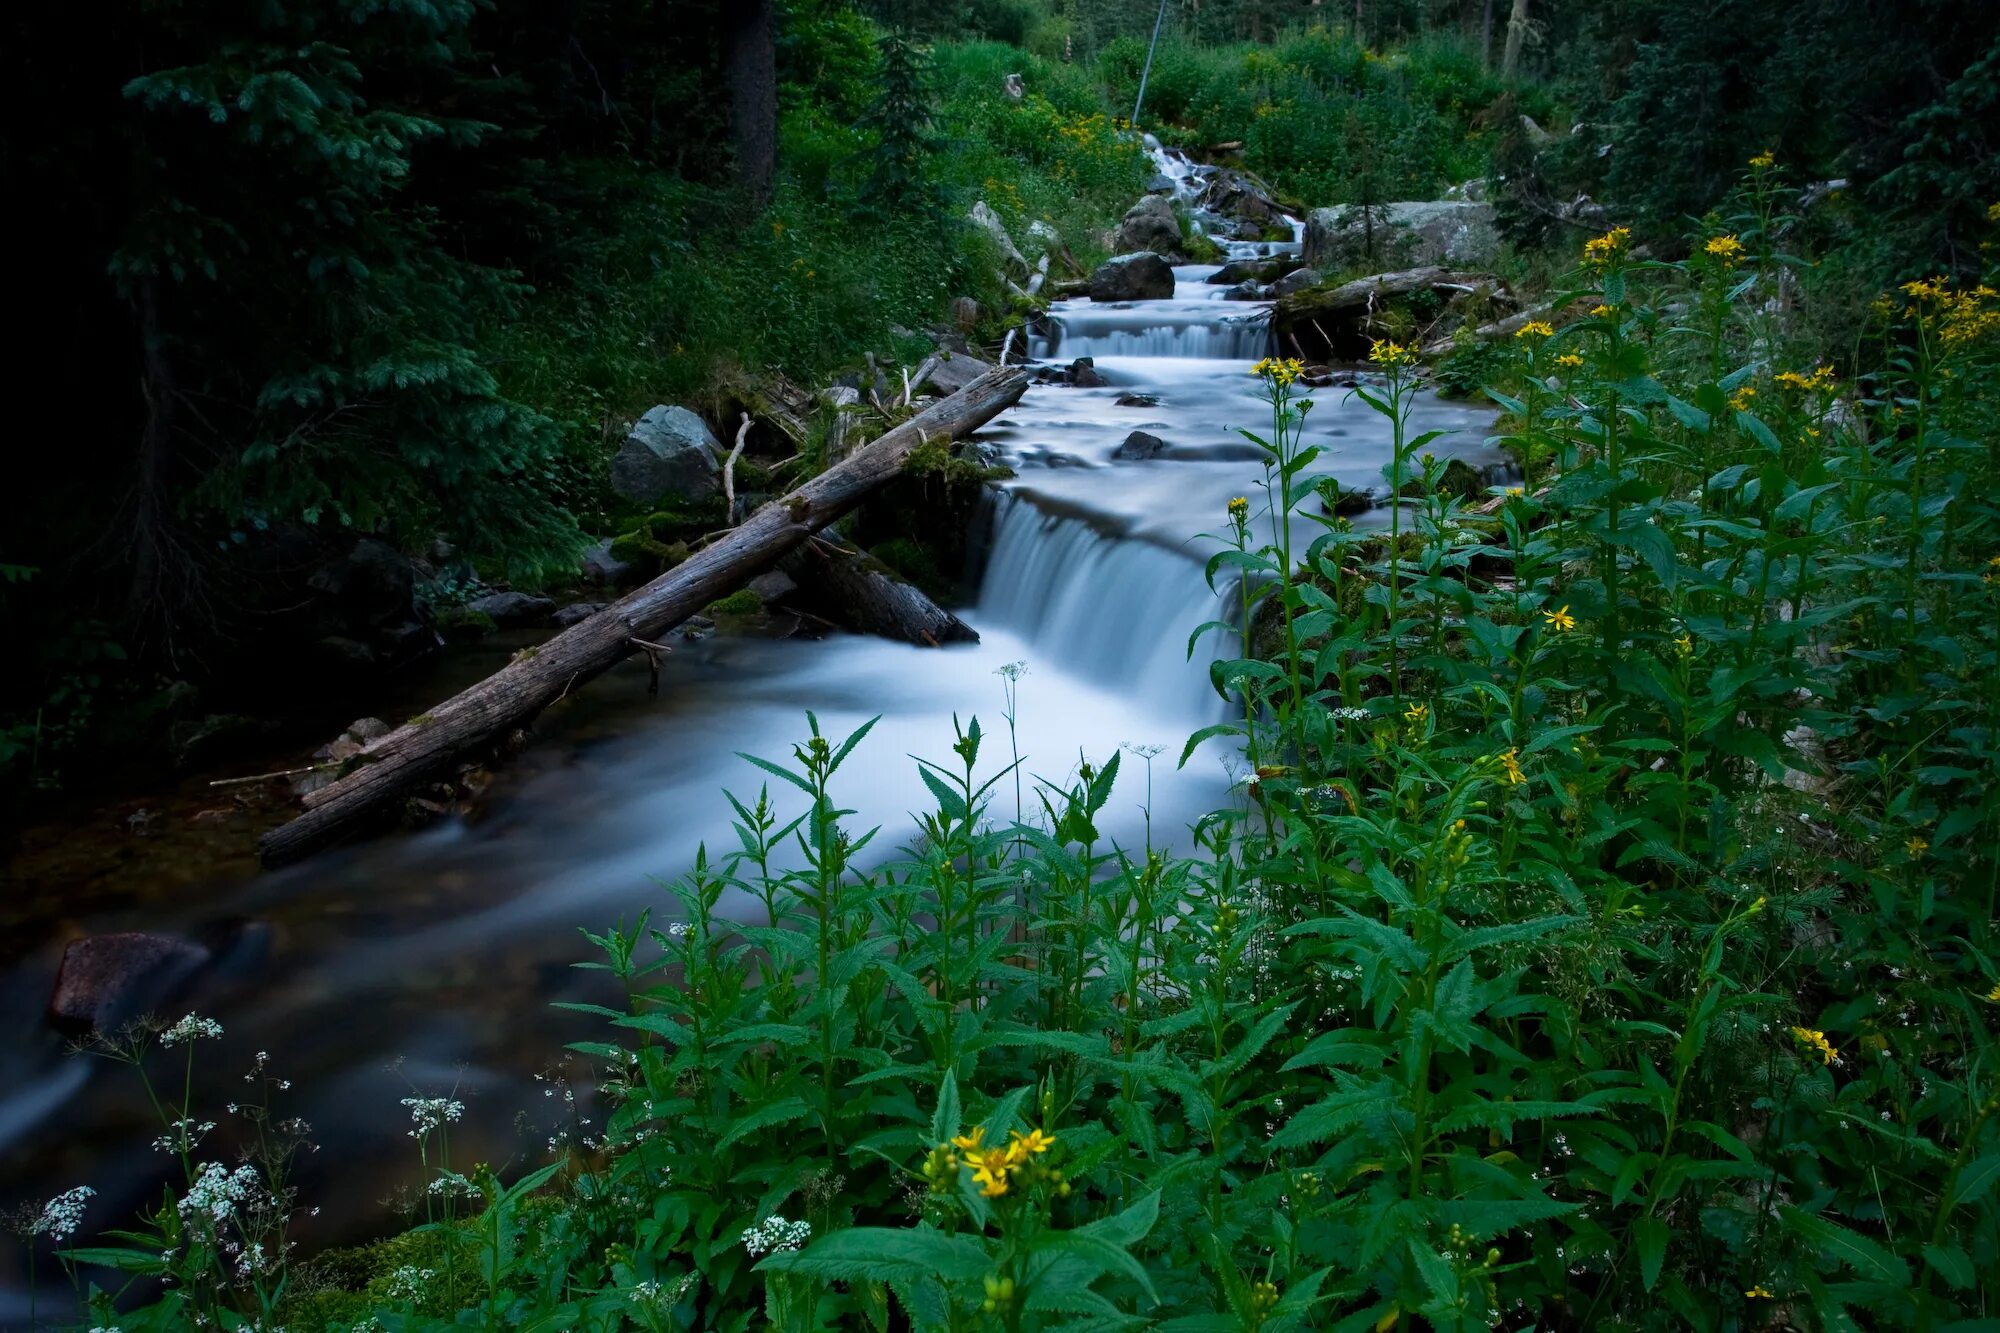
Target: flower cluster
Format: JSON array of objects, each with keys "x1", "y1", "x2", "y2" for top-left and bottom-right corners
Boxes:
[
  {"x1": 934, "y1": 1124, "x2": 1058, "y2": 1199},
  {"x1": 1703, "y1": 234, "x2": 1745, "y2": 264},
  {"x1": 401, "y1": 1097, "x2": 464, "y2": 1137},
  {"x1": 1251, "y1": 356, "x2": 1306, "y2": 387},
  {"x1": 1554, "y1": 352, "x2": 1584, "y2": 369},
  {"x1": 1367, "y1": 339, "x2": 1418, "y2": 369},
  {"x1": 1748, "y1": 148, "x2": 1775, "y2": 169},
  {"x1": 1729, "y1": 385, "x2": 1757, "y2": 412},
  {"x1": 161, "y1": 1013, "x2": 225, "y2": 1047},
  {"x1": 1514, "y1": 320, "x2": 1554, "y2": 340},
  {"x1": 34, "y1": 1185, "x2": 94, "y2": 1240},
  {"x1": 153, "y1": 1118, "x2": 217, "y2": 1153},
  {"x1": 1497, "y1": 749, "x2": 1526, "y2": 786},
  {"x1": 1774, "y1": 364, "x2": 1836, "y2": 392},
  {"x1": 180, "y1": 1162, "x2": 265, "y2": 1224},
  {"x1": 1541, "y1": 604, "x2": 1577, "y2": 633},
  {"x1": 1227, "y1": 495, "x2": 1250, "y2": 525},
  {"x1": 1790, "y1": 1025, "x2": 1839, "y2": 1066},
  {"x1": 386, "y1": 1265, "x2": 435, "y2": 1302},
  {"x1": 1582, "y1": 225, "x2": 1632, "y2": 268},
  {"x1": 741, "y1": 1215, "x2": 812, "y2": 1257}
]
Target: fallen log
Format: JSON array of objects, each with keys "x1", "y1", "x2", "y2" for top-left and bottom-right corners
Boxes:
[
  {"x1": 1422, "y1": 301, "x2": 1555, "y2": 358},
  {"x1": 259, "y1": 367, "x2": 1029, "y2": 866},
  {"x1": 1272, "y1": 265, "x2": 1494, "y2": 361},
  {"x1": 780, "y1": 538, "x2": 978, "y2": 647}
]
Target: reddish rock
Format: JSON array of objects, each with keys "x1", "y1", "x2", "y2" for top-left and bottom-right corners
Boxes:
[{"x1": 48, "y1": 932, "x2": 210, "y2": 1036}]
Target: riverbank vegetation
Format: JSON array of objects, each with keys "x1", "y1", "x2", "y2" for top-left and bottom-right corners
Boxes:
[{"x1": 8, "y1": 1, "x2": 2000, "y2": 1329}]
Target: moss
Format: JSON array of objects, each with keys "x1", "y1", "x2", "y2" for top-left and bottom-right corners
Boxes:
[
  {"x1": 279, "y1": 1226, "x2": 455, "y2": 1325},
  {"x1": 434, "y1": 607, "x2": 498, "y2": 639},
  {"x1": 869, "y1": 537, "x2": 942, "y2": 590},
  {"x1": 706, "y1": 588, "x2": 764, "y2": 615},
  {"x1": 1182, "y1": 230, "x2": 1223, "y2": 263}
]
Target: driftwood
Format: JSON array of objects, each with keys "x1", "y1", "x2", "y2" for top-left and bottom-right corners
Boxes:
[
  {"x1": 1272, "y1": 266, "x2": 1495, "y2": 361},
  {"x1": 1422, "y1": 301, "x2": 1554, "y2": 358},
  {"x1": 781, "y1": 538, "x2": 978, "y2": 647},
  {"x1": 259, "y1": 367, "x2": 1029, "y2": 866}
]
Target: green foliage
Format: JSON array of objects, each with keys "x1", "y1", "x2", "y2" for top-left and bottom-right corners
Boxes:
[{"x1": 707, "y1": 588, "x2": 767, "y2": 615}]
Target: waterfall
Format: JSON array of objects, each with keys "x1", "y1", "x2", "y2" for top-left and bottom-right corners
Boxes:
[{"x1": 1037, "y1": 307, "x2": 1273, "y2": 361}]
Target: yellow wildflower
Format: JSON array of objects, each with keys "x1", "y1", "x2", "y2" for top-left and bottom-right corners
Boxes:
[
  {"x1": 1790, "y1": 1026, "x2": 1838, "y2": 1065},
  {"x1": 1589, "y1": 303, "x2": 1614, "y2": 318},
  {"x1": 1774, "y1": 364, "x2": 1836, "y2": 392},
  {"x1": 1749, "y1": 149, "x2": 1775, "y2": 169},
  {"x1": 1555, "y1": 352, "x2": 1584, "y2": 369},
  {"x1": 1515, "y1": 320, "x2": 1555, "y2": 339},
  {"x1": 1704, "y1": 234, "x2": 1746, "y2": 264},
  {"x1": 1730, "y1": 385, "x2": 1757, "y2": 412},
  {"x1": 1253, "y1": 356, "x2": 1306, "y2": 387},
  {"x1": 1368, "y1": 338, "x2": 1418, "y2": 369},
  {"x1": 1990, "y1": 202, "x2": 2000, "y2": 222},
  {"x1": 1228, "y1": 496, "x2": 1250, "y2": 524},
  {"x1": 1542, "y1": 604, "x2": 1577, "y2": 632},
  {"x1": 1745, "y1": 1285, "x2": 1775, "y2": 1299},
  {"x1": 971, "y1": 1147, "x2": 1014, "y2": 1197},
  {"x1": 951, "y1": 1126, "x2": 987, "y2": 1153},
  {"x1": 1403, "y1": 701, "x2": 1429, "y2": 725},
  {"x1": 1582, "y1": 225, "x2": 1632, "y2": 268},
  {"x1": 1498, "y1": 748, "x2": 1525, "y2": 786},
  {"x1": 1906, "y1": 835, "x2": 1929, "y2": 859},
  {"x1": 1506, "y1": 485, "x2": 1525, "y2": 497},
  {"x1": 1984, "y1": 982, "x2": 2000, "y2": 1003},
  {"x1": 1007, "y1": 1128, "x2": 1055, "y2": 1164}
]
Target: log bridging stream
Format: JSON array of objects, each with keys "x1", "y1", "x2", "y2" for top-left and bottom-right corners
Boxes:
[{"x1": 259, "y1": 366, "x2": 1029, "y2": 866}]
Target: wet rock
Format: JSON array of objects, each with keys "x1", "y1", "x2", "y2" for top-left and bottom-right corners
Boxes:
[
  {"x1": 1207, "y1": 259, "x2": 1277, "y2": 285},
  {"x1": 1114, "y1": 195, "x2": 1183, "y2": 258},
  {"x1": 1323, "y1": 484, "x2": 1383, "y2": 517},
  {"x1": 465, "y1": 591, "x2": 556, "y2": 627},
  {"x1": 1145, "y1": 172, "x2": 1177, "y2": 194},
  {"x1": 1268, "y1": 267, "x2": 1323, "y2": 299},
  {"x1": 1114, "y1": 392, "x2": 1162, "y2": 407},
  {"x1": 924, "y1": 350, "x2": 993, "y2": 396},
  {"x1": 747, "y1": 569, "x2": 798, "y2": 602},
  {"x1": 1196, "y1": 166, "x2": 1286, "y2": 227},
  {"x1": 1089, "y1": 252, "x2": 1175, "y2": 302},
  {"x1": 1221, "y1": 281, "x2": 1267, "y2": 301},
  {"x1": 610, "y1": 406, "x2": 723, "y2": 505},
  {"x1": 1114, "y1": 430, "x2": 1168, "y2": 461},
  {"x1": 580, "y1": 539, "x2": 634, "y2": 587},
  {"x1": 49, "y1": 932, "x2": 211, "y2": 1037},
  {"x1": 1302, "y1": 202, "x2": 1500, "y2": 272},
  {"x1": 1067, "y1": 357, "x2": 1108, "y2": 388},
  {"x1": 551, "y1": 602, "x2": 605, "y2": 629}
]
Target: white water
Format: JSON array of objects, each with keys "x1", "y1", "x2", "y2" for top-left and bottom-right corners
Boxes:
[{"x1": 0, "y1": 198, "x2": 1504, "y2": 1299}]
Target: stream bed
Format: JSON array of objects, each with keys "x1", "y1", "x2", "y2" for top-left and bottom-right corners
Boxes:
[{"x1": 0, "y1": 245, "x2": 1502, "y2": 1319}]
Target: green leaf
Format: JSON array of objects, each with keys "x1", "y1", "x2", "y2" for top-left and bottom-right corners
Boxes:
[
  {"x1": 1079, "y1": 1190, "x2": 1161, "y2": 1249},
  {"x1": 1947, "y1": 1153, "x2": 2000, "y2": 1210},
  {"x1": 1922, "y1": 1242, "x2": 1976, "y2": 1290},
  {"x1": 931, "y1": 1071, "x2": 960, "y2": 1146},
  {"x1": 715, "y1": 1096, "x2": 812, "y2": 1151},
  {"x1": 765, "y1": 1227, "x2": 992, "y2": 1283},
  {"x1": 1633, "y1": 1215, "x2": 1668, "y2": 1291},
  {"x1": 1779, "y1": 1205, "x2": 1909, "y2": 1284},
  {"x1": 1029, "y1": 1231, "x2": 1159, "y2": 1305}
]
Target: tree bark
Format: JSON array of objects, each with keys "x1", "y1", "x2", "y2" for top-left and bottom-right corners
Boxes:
[
  {"x1": 1501, "y1": 0, "x2": 1531, "y2": 80},
  {"x1": 780, "y1": 538, "x2": 977, "y2": 647},
  {"x1": 727, "y1": 0, "x2": 777, "y2": 206},
  {"x1": 1272, "y1": 265, "x2": 1498, "y2": 360},
  {"x1": 258, "y1": 367, "x2": 1028, "y2": 866}
]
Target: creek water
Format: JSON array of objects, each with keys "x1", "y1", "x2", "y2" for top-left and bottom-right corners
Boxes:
[{"x1": 0, "y1": 195, "x2": 1502, "y2": 1317}]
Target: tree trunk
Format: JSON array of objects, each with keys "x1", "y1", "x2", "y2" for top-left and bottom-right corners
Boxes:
[
  {"x1": 1481, "y1": 0, "x2": 1496, "y2": 67},
  {"x1": 781, "y1": 538, "x2": 978, "y2": 647},
  {"x1": 258, "y1": 367, "x2": 1028, "y2": 866},
  {"x1": 1272, "y1": 265, "x2": 1500, "y2": 360},
  {"x1": 727, "y1": 0, "x2": 777, "y2": 206},
  {"x1": 1501, "y1": 0, "x2": 1531, "y2": 80}
]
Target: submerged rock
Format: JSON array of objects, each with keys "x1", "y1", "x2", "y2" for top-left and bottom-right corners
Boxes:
[
  {"x1": 1114, "y1": 430, "x2": 1168, "y2": 461},
  {"x1": 1067, "y1": 357, "x2": 1109, "y2": 388},
  {"x1": 49, "y1": 932, "x2": 211, "y2": 1036},
  {"x1": 1089, "y1": 252, "x2": 1175, "y2": 302},
  {"x1": 1114, "y1": 392, "x2": 1162, "y2": 407},
  {"x1": 1220, "y1": 281, "x2": 1267, "y2": 301},
  {"x1": 610, "y1": 406, "x2": 723, "y2": 505}
]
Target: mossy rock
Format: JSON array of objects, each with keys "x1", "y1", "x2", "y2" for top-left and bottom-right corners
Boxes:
[
  {"x1": 706, "y1": 588, "x2": 764, "y2": 615},
  {"x1": 434, "y1": 607, "x2": 498, "y2": 640}
]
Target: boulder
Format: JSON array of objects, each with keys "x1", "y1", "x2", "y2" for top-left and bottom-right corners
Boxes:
[
  {"x1": 1114, "y1": 195, "x2": 1183, "y2": 258},
  {"x1": 1197, "y1": 167, "x2": 1287, "y2": 227},
  {"x1": 1089, "y1": 252, "x2": 1175, "y2": 302},
  {"x1": 948, "y1": 296, "x2": 982, "y2": 331},
  {"x1": 465, "y1": 591, "x2": 557, "y2": 627},
  {"x1": 1302, "y1": 202, "x2": 1501, "y2": 273},
  {"x1": 1207, "y1": 258, "x2": 1278, "y2": 285},
  {"x1": 1268, "y1": 267, "x2": 1323, "y2": 299},
  {"x1": 1114, "y1": 430, "x2": 1168, "y2": 461},
  {"x1": 551, "y1": 602, "x2": 605, "y2": 629},
  {"x1": 611, "y1": 406, "x2": 723, "y2": 505},
  {"x1": 1221, "y1": 281, "x2": 1267, "y2": 301},
  {"x1": 49, "y1": 932, "x2": 211, "y2": 1036},
  {"x1": 924, "y1": 351, "x2": 994, "y2": 396},
  {"x1": 1145, "y1": 173, "x2": 1177, "y2": 195},
  {"x1": 969, "y1": 200, "x2": 1029, "y2": 279},
  {"x1": 1067, "y1": 357, "x2": 1108, "y2": 388},
  {"x1": 346, "y1": 716, "x2": 392, "y2": 743},
  {"x1": 580, "y1": 538, "x2": 634, "y2": 587},
  {"x1": 747, "y1": 569, "x2": 798, "y2": 603},
  {"x1": 1114, "y1": 392, "x2": 1161, "y2": 407}
]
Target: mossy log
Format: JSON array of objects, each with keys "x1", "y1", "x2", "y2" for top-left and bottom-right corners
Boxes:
[
  {"x1": 780, "y1": 538, "x2": 977, "y2": 647},
  {"x1": 260, "y1": 367, "x2": 1029, "y2": 866},
  {"x1": 1272, "y1": 265, "x2": 1496, "y2": 361}
]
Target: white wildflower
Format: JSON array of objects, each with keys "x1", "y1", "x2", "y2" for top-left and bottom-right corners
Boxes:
[
  {"x1": 401, "y1": 1097, "x2": 463, "y2": 1137},
  {"x1": 179, "y1": 1163, "x2": 263, "y2": 1224},
  {"x1": 152, "y1": 1119, "x2": 217, "y2": 1153},
  {"x1": 385, "y1": 1266, "x2": 435, "y2": 1302},
  {"x1": 741, "y1": 1215, "x2": 811, "y2": 1257},
  {"x1": 34, "y1": 1185, "x2": 95, "y2": 1240},
  {"x1": 426, "y1": 1171, "x2": 479, "y2": 1199},
  {"x1": 160, "y1": 1013, "x2": 224, "y2": 1047}
]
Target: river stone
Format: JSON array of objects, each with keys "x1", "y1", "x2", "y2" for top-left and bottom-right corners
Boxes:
[
  {"x1": 1267, "y1": 266, "x2": 1323, "y2": 299},
  {"x1": 465, "y1": 591, "x2": 556, "y2": 627},
  {"x1": 1089, "y1": 252, "x2": 1175, "y2": 302},
  {"x1": 49, "y1": 932, "x2": 211, "y2": 1036},
  {"x1": 1145, "y1": 172, "x2": 1177, "y2": 194},
  {"x1": 551, "y1": 602, "x2": 604, "y2": 629},
  {"x1": 1114, "y1": 430, "x2": 1167, "y2": 461},
  {"x1": 1114, "y1": 392, "x2": 1162, "y2": 407},
  {"x1": 1115, "y1": 195, "x2": 1183, "y2": 257},
  {"x1": 1221, "y1": 281, "x2": 1267, "y2": 301},
  {"x1": 925, "y1": 351, "x2": 992, "y2": 396},
  {"x1": 748, "y1": 569, "x2": 798, "y2": 602},
  {"x1": 1207, "y1": 259, "x2": 1274, "y2": 285},
  {"x1": 580, "y1": 538, "x2": 634, "y2": 587},
  {"x1": 1196, "y1": 166, "x2": 1286, "y2": 227},
  {"x1": 1301, "y1": 201, "x2": 1500, "y2": 272},
  {"x1": 1067, "y1": 357, "x2": 1108, "y2": 388},
  {"x1": 611, "y1": 406, "x2": 723, "y2": 505}
]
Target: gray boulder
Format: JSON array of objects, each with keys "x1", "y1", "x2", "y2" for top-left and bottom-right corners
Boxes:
[
  {"x1": 611, "y1": 406, "x2": 722, "y2": 505},
  {"x1": 1114, "y1": 431, "x2": 1167, "y2": 460},
  {"x1": 1221, "y1": 281, "x2": 1267, "y2": 301},
  {"x1": 466, "y1": 591, "x2": 557, "y2": 627},
  {"x1": 1301, "y1": 201, "x2": 1500, "y2": 273},
  {"x1": 1197, "y1": 167, "x2": 1286, "y2": 227},
  {"x1": 969, "y1": 200, "x2": 1029, "y2": 279},
  {"x1": 580, "y1": 538, "x2": 634, "y2": 587},
  {"x1": 1089, "y1": 252, "x2": 1175, "y2": 302},
  {"x1": 1207, "y1": 258, "x2": 1277, "y2": 285},
  {"x1": 747, "y1": 569, "x2": 798, "y2": 602},
  {"x1": 551, "y1": 602, "x2": 605, "y2": 629},
  {"x1": 1067, "y1": 357, "x2": 1108, "y2": 388},
  {"x1": 1145, "y1": 173, "x2": 1177, "y2": 194},
  {"x1": 924, "y1": 351, "x2": 993, "y2": 396},
  {"x1": 1268, "y1": 267, "x2": 1323, "y2": 299},
  {"x1": 1114, "y1": 195, "x2": 1183, "y2": 258}
]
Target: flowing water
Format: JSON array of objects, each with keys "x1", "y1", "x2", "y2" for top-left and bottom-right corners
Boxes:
[{"x1": 0, "y1": 209, "x2": 1502, "y2": 1317}]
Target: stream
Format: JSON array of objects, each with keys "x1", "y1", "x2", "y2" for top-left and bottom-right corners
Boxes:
[{"x1": 0, "y1": 174, "x2": 1503, "y2": 1318}]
